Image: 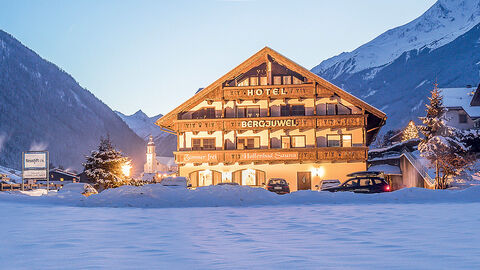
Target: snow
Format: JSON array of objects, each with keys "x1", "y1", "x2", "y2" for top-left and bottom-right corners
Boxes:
[
  {"x1": 368, "y1": 164, "x2": 402, "y2": 175},
  {"x1": 3, "y1": 184, "x2": 480, "y2": 208},
  {"x1": 361, "y1": 89, "x2": 377, "y2": 98},
  {"x1": 415, "y1": 79, "x2": 429, "y2": 89},
  {"x1": 0, "y1": 165, "x2": 22, "y2": 183},
  {"x1": 115, "y1": 110, "x2": 167, "y2": 140},
  {"x1": 411, "y1": 99, "x2": 424, "y2": 112},
  {"x1": 2, "y1": 187, "x2": 480, "y2": 269},
  {"x1": 441, "y1": 87, "x2": 480, "y2": 117},
  {"x1": 313, "y1": 0, "x2": 480, "y2": 76}
]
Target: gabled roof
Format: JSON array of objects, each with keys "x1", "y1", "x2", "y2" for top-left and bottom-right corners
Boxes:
[
  {"x1": 156, "y1": 47, "x2": 387, "y2": 138},
  {"x1": 440, "y1": 87, "x2": 480, "y2": 118}
]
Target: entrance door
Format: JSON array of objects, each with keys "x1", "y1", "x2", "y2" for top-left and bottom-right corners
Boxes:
[{"x1": 297, "y1": 172, "x2": 311, "y2": 190}]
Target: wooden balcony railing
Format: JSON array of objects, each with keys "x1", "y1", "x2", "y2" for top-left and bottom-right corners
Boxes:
[
  {"x1": 175, "y1": 115, "x2": 365, "y2": 132},
  {"x1": 174, "y1": 147, "x2": 368, "y2": 164}
]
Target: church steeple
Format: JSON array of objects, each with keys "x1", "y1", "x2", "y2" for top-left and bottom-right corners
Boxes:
[
  {"x1": 145, "y1": 135, "x2": 156, "y2": 173},
  {"x1": 147, "y1": 135, "x2": 155, "y2": 154}
]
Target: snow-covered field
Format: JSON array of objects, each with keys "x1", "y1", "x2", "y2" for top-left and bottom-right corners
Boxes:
[{"x1": 1, "y1": 186, "x2": 480, "y2": 269}]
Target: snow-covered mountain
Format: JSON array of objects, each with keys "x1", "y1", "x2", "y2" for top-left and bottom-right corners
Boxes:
[
  {"x1": 0, "y1": 30, "x2": 146, "y2": 171},
  {"x1": 312, "y1": 0, "x2": 480, "y2": 132},
  {"x1": 115, "y1": 110, "x2": 166, "y2": 140},
  {"x1": 115, "y1": 110, "x2": 176, "y2": 157}
]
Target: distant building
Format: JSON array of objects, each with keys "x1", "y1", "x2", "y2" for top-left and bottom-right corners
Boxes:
[
  {"x1": 368, "y1": 140, "x2": 435, "y2": 190},
  {"x1": 441, "y1": 84, "x2": 480, "y2": 130},
  {"x1": 142, "y1": 136, "x2": 177, "y2": 181}
]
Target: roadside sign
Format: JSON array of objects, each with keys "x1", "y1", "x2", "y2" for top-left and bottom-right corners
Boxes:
[
  {"x1": 23, "y1": 170, "x2": 48, "y2": 179},
  {"x1": 22, "y1": 151, "x2": 49, "y2": 192},
  {"x1": 24, "y1": 152, "x2": 48, "y2": 169}
]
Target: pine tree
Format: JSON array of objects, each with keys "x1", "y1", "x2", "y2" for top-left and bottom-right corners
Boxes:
[
  {"x1": 402, "y1": 120, "x2": 419, "y2": 142},
  {"x1": 418, "y1": 84, "x2": 474, "y2": 189},
  {"x1": 83, "y1": 135, "x2": 132, "y2": 190}
]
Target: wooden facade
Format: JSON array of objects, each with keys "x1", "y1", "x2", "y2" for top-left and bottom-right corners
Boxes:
[{"x1": 156, "y1": 47, "x2": 386, "y2": 191}]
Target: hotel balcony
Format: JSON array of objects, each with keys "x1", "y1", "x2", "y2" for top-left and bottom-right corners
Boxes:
[{"x1": 174, "y1": 115, "x2": 366, "y2": 132}]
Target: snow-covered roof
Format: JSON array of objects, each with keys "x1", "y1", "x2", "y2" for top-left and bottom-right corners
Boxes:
[
  {"x1": 440, "y1": 87, "x2": 480, "y2": 118},
  {"x1": 368, "y1": 164, "x2": 402, "y2": 175}
]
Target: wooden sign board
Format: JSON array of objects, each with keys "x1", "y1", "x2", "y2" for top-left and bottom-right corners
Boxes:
[{"x1": 224, "y1": 85, "x2": 315, "y2": 100}]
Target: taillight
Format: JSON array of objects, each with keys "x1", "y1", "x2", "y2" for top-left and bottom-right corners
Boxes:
[{"x1": 384, "y1": 185, "x2": 391, "y2": 192}]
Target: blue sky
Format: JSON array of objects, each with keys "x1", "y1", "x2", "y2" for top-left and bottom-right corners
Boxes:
[{"x1": 0, "y1": 0, "x2": 436, "y2": 116}]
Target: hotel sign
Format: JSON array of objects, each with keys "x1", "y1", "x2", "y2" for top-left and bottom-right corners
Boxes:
[
  {"x1": 229, "y1": 118, "x2": 315, "y2": 130},
  {"x1": 225, "y1": 151, "x2": 299, "y2": 162},
  {"x1": 176, "y1": 153, "x2": 221, "y2": 163},
  {"x1": 316, "y1": 115, "x2": 365, "y2": 128},
  {"x1": 224, "y1": 85, "x2": 315, "y2": 100}
]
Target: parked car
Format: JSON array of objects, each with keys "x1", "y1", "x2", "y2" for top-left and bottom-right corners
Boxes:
[
  {"x1": 265, "y1": 178, "x2": 290, "y2": 194},
  {"x1": 160, "y1": 176, "x2": 191, "y2": 188},
  {"x1": 58, "y1": 183, "x2": 98, "y2": 197},
  {"x1": 217, "y1": 182, "x2": 239, "y2": 186},
  {"x1": 316, "y1": 179, "x2": 341, "y2": 190},
  {"x1": 323, "y1": 176, "x2": 391, "y2": 193}
]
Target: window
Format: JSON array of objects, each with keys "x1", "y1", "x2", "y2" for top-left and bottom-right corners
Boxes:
[
  {"x1": 250, "y1": 77, "x2": 258, "y2": 86},
  {"x1": 283, "y1": 76, "x2": 291, "y2": 85},
  {"x1": 281, "y1": 105, "x2": 305, "y2": 116},
  {"x1": 199, "y1": 170, "x2": 213, "y2": 186},
  {"x1": 192, "y1": 107, "x2": 216, "y2": 119},
  {"x1": 318, "y1": 103, "x2": 353, "y2": 116},
  {"x1": 238, "y1": 78, "x2": 249, "y2": 86},
  {"x1": 459, "y1": 113, "x2": 468, "y2": 123},
  {"x1": 292, "y1": 76, "x2": 303, "y2": 85},
  {"x1": 291, "y1": 136, "x2": 306, "y2": 148},
  {"x1": 327, "y1": 135, "x2": 341, "y2": 147},
  {"x1": 343, "y1": 179, "x2": 359, "y2": 188},
  {"x1": 316, "y1": 104, "x2": 327, "y2": 116},
  {"x1": 342, "y1": 135, "x2": 352, "y2": 147},
  {"x1": 337, "y1": 103, "x2": 352, "y2": 115},
  {"x1": 242, "y1": 169, "x2": 256, "y2": 186},
  {"x1": 359, "y1": 178, "x2": 372, "y2": 186},
  {"x1": 260, "y1": 76, "x2": 268, "y2": 86},
  {"x1": 280, "y1": 136, "x2": 306, "y2": 148},
  {"x1": 326, "y1": 104, "x2": 336, "y2": 115},
  {"x1": 237, "y1": 106, "x2": 260, "y2": 118},
  {"x1": 237, "y1": 137, "x2": 260, "y2": 150},
  {"x1": 281, "y1": 136, "x2": 291, "y2": 149},
  {"x1": 203, "y1": 139, "x2": 215, "y2": 150},
  {"x1": 273, "y1": 76, "x2": 282, "y2": 85},
  {"x1": 192, "y1": 138, "x2": 216, "y2": 150},
  {"x1": 327, "y1": 134, "x2": 353, "y2": 147},
  {"x1": 192, "y1": 139, "x2": 202, "y2": 150}
]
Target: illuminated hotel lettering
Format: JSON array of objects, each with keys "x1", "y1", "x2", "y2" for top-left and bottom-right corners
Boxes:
[
  {"x1": 182, "y1": 153, "x2": 218, "y2": 162},
  {"x1": 241, "y1": 152, "x2": 299, "y2": 161},
  {"x1": 246, "y1": 88, "x2": 287, "y2": 96},
  {"x1": 241, "y1": 119, "x2": 299, "y2": 128}
]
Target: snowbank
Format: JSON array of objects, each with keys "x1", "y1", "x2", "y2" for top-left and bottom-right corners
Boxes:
[{"x1": 2, "y1": 184, "x2": 480, "y2": 208}]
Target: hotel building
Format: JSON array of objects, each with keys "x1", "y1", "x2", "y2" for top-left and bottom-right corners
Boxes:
[{"x1": 156, "y1": 47, "x2": 386, "y2": 191}]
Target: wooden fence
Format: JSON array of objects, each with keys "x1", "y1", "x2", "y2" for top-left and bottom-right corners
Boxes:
[{"x1": 0, "y1": 183, "x2": 63, "y2": 191}]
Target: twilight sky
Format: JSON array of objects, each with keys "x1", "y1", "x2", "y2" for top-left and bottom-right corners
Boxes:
[{"x1": 0, "y1": 0, "x2": 436, "y2": 116}]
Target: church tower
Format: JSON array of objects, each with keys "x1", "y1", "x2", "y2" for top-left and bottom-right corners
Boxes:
[{"x1": 144, "y1": 135, "x2": 156, "y2": 173}]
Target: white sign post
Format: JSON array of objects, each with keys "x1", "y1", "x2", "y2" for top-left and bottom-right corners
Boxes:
[{"x1": 22, "y1": 151, "x2": 49, "y2": 193}]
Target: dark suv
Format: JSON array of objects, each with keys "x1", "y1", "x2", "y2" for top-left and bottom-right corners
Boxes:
[
  {"x1": 265, "y1": 178, "x2": 290, "y2": 194},
  {"x1": 323, "y1": 173, "x2": 391, "y2": 194}
]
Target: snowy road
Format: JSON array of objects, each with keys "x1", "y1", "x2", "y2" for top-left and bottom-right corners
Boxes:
[{"x1": 1, "y1": 202, "x2": 480, "y2": 269}]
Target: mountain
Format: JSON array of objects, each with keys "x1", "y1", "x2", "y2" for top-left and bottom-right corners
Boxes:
[
  {"x1": 0, "y1": 30, "x2": 146, "y2": 173},
  {"x1": 115, "y1": 110, "x2": 176, "y2": 157},
  {"x1": 312, "y1": 0, "x2": 480, "y2": 132}
]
